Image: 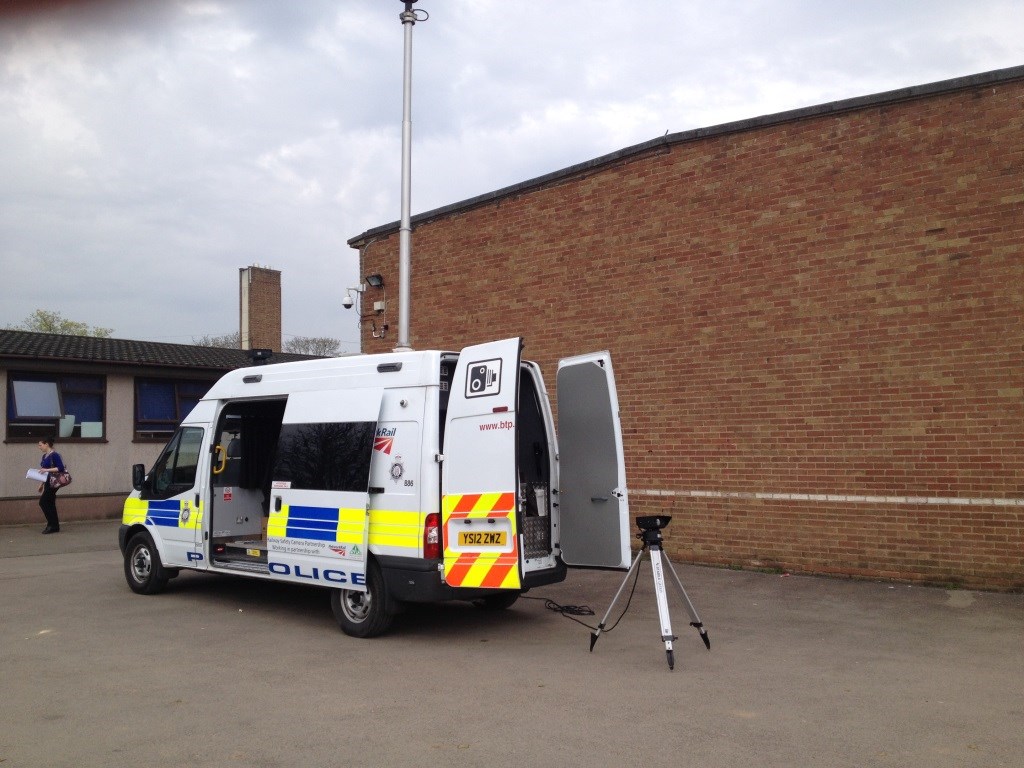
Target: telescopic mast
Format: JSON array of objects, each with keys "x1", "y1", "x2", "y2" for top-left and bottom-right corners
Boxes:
[{"x1": 394, "y1": 0, "x2": 426, "y2": 351}]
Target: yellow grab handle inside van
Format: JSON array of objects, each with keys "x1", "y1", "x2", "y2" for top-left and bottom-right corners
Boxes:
[{"x1": 212, "y1": 444, "x2": 227, "y2": 475}]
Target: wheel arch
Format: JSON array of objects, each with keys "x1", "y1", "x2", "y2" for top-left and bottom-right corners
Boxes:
[
  {"x1": 119, "y1": 524, "x2": 179, "y2": 577},
  {"x1": 330, "y1": 554, "x2": 396, "y2": 638},
  {"x1": 119, "y1": 522, "x2": 163, "y2": 555}
]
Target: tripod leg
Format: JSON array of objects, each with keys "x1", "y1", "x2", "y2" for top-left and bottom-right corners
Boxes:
[
  {"x1": 589, "y1": 545, "x2": 646, "y2": 652},
  {"x1": 661, "y1": 553, "x2": 711, "y2": 650},
  {"x1": 648, "y1": 546, "x2": 676, "y2": 670}
]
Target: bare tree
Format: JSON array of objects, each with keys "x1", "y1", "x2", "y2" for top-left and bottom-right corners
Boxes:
[
  {"x1": 191, "y1": 332, "x2": 342, "y2": 355},
  {"x1": 192, "y1": 331, "x2": 241, "y2": 348},
  {"x1": 283, "y1": 336, "x2": 342, "y2": 356}
]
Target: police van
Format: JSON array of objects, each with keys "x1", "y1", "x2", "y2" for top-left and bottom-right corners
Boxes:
[{"x1": 119, "y1": 337, "x2": 631, "y2": 637}]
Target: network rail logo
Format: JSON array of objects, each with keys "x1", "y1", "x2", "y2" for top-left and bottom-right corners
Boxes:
[{"x1": 374, "y1": 426, "x2": 396, "y2": 454}]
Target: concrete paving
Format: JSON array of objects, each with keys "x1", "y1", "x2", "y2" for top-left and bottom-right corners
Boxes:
[{"x1": 1, "y1": 520, "x2": 1021, "y2": 768}]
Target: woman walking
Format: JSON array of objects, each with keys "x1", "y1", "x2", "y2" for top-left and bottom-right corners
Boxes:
[{"x1": 37, "y1": 437, "x2": 65, "y2": 534}]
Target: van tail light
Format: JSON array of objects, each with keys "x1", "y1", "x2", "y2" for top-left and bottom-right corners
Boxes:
[{"x1": 423, "y1": 512, "x2": 441, "y2": 560}]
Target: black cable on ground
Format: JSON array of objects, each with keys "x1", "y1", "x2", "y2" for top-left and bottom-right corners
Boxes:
[{"x1": 523, "y1": 561, "x2": 642, "y2": 633}]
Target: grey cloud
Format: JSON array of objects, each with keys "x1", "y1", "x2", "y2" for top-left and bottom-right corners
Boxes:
[{"x1": 1, "y1": 0, "x2": 1021, "y2": 344}]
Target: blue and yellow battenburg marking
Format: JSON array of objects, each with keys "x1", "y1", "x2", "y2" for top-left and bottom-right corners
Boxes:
[
  {"x1": 122, "y1": 497, "x2": 203, "y2": 529},
  {"x1": 124, "y1": 497, "x2": 421, "y2": 553},
  {"x1": 267, "y1": 505, "x2": 421, "y2": 553},
  {"x1": 268, "y1": 504, "x2": 366, "y2": 546}
]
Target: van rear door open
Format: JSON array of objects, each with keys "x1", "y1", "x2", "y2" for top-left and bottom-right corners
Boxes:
[
  {"x1": 441, "y1": 337, "x2": 523, "y2": 590},
  {"x1": 556, "y1": 352, "x2": 631, "y2": 569},
  {"x1": 267, "y1": 388, "x2": 383, "y2": 589}
]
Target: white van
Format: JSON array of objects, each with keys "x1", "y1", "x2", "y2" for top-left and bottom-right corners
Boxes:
[{"x1": 119, "y1": 337, "x2": 631, "y2": 636}]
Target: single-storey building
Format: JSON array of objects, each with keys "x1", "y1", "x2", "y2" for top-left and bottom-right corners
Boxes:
[{"x1": 1, "y1": 267, "x2": 313, "y2": 525}]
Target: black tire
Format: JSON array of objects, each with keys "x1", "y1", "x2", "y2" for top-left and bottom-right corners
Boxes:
[
  {"x1": 330, "y1": 559, "x2": 394, "y2": 638},
  {"x1": 123, "y1": 532, "x2": 170, "y2": 595},
  {"x1": 471, "y1": 592, "x2": 520, "y2": 611}
]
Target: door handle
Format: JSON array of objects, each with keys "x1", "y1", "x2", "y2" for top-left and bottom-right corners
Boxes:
[
  {"x1": 591, "y1": 496, "x2": 609, "y2": 503},
  {"x1": 275, "y1": 496, "x2": 282, "y2": 512},
  {"x1": 212, "y1": 444, "x2": 227, "y2": 475}
]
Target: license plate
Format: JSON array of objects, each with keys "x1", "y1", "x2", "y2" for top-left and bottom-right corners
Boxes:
[{"x1": 458, "y1": 530, "x2": 507, "y2": 547}]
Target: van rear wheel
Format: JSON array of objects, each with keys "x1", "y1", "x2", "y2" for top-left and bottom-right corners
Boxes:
[
  {"x1": 124, "y1": 532, "x2": 170, "y2": 595},
  {"x1": 330, "y1": 559, "x2": 393, "y2": 638}
]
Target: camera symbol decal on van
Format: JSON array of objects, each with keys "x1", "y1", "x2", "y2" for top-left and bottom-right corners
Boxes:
[{"x1": 465, "y1": 358, "x2": 502, "y2": 398}]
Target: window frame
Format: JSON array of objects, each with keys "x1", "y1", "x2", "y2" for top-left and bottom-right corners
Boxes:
[
  {"x1": 142, "y1": 425, "x2": 206, "y2": 500},
  {"x1": 134, "y1": 377, "x2": 214, "y2": 442},
  {"x1": 5, "y1": 371, "x2": 107, "y2": 442}
]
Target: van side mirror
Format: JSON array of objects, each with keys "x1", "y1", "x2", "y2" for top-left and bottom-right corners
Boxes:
[{"x1": 131, "y1": 463, "x2": 146, "y2": 492}]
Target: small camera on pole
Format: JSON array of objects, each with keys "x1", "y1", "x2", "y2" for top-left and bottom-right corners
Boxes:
[{"x1": 589, "y1": 515, "x2": 711, "y2": 670}]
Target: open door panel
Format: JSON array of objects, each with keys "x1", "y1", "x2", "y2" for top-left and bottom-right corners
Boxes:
[
  {"x1": 441, "y1": 338, "x2": 523, "y2": 589},
  {"x1": 556, "y1": 352, "x2": 631, "y2": 569}
]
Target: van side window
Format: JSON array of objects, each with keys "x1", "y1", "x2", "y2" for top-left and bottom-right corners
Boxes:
[
  {"x1": 146, "y1": 426, "x2": 205, "y2": 499},
  {"x1": 274, "y1": 422, "x2": 375, "y2": 492}
]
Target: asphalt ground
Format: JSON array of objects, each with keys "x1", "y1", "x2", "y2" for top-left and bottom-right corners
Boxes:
[{"x1": 1, "y1": 520, "x2": 1021, "y2": 768}]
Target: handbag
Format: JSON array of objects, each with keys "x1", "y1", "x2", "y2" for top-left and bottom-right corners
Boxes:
[{"x1": 48, "y1": 470, "x2": 72, "y2": 489}]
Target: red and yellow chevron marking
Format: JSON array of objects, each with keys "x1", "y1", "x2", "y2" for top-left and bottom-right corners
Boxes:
[{"x1": 442, "y1": 492, "x2": 520, "y2": 590}]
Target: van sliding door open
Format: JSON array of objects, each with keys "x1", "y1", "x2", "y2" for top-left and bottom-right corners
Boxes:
[{"x1": 268, "y1": 388, "x2": 383, "y2": 589}]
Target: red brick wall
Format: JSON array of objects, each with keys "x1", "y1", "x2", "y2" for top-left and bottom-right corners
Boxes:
[{"x1": 357, "y1": 76, "x2": 1024, "y2": 589}]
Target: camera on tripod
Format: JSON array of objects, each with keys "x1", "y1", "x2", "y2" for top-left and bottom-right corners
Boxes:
[
  {"x1": 636, "y1": 515, "x2": 671, "y2": 532},
  {"x1": 635, "y1": 515, "x2": 670, "y2": 546}
]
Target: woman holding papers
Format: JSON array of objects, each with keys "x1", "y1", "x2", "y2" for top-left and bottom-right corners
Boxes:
[{"x1": 37, "y1": 437, "x2": 65, "y2": 534}]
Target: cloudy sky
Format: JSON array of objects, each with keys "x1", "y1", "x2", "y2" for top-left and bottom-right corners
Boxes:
[{"x1": 1, "y1": 1, "x2": 1021, "y2": 351}]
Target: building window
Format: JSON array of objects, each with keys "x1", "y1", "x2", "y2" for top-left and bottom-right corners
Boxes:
[
  {"x1": 135, "y1": 378, "x2": 212, "y2": 440},
  {"x1": 6, "y1": 373, "x2": 106, "y2": 440}
]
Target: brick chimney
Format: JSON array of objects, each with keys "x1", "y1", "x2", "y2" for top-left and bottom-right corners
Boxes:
[{"x1": 239, "y1": 265, "x2": 282, "y2": 351}]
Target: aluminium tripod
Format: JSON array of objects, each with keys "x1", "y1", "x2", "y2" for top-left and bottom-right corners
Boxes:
[{"x1": 589, "y1": 515, "x2": 710, "y2": 670}]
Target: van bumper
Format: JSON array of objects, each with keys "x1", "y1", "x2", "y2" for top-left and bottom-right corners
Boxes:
[
  {"x1": 377, "y1": 556, "x2": 567, "y2": 603},
  {"x1": 522, "y1": 558, "x2": 568, "y2": 589}
]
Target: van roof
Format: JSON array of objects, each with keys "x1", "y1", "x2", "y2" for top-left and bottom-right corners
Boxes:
[{"x1": 203, "y1": 349, "x2": 449, "y2": 400}]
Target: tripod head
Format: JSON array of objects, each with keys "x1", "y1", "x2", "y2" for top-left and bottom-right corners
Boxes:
[{"x1": 636, "y1": 515, "x2": 671, "y2": 547}]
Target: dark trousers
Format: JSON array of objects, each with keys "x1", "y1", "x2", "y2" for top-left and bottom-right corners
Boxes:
[{"x1": 39, "y1": 483, "x2": 60, "y2": 529}]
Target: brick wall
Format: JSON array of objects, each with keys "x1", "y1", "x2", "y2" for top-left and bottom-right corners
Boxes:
[
  {"x1": 355, "y1": 73, "x2": 1024, "y2": 589},
  {"x1": 239, "y1": 266, "x2": 282, "y2": 351}
]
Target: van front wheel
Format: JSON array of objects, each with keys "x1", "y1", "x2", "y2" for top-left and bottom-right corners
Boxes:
[
  {"x1": 330, "y1": 560, "x2": 393, "y2": 638},
  {"x1": 124, "y1": 532, "x2": 169, "y2": 595}
]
